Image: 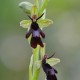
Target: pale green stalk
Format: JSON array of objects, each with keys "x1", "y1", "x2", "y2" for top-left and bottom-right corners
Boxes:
[
  {"x1": 29, "y1": 55, "x2": 33, "y2": 80},
  {"x1": 29, "y1": 0, "x2": 46, "y2": 80}
]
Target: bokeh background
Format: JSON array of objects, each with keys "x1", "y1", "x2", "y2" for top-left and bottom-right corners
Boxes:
[{"x1": 0, "y1": 0, "x2": 80, "y2": 80}]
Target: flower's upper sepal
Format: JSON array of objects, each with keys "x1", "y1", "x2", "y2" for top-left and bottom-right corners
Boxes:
[
  {"x1": 19, "y1": 2, "x2": 33, "y2": 14},
  {"x1": 31, "y1": 5, "x2": 38, "y2": 17}
]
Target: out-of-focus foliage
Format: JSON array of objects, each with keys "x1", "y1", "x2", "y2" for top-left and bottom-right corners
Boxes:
[{"x1": 0, "y1": 0, "x2": 80, "y2": 80}]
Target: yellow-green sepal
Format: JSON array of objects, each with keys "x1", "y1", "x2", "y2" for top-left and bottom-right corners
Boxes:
[
  {"x1": 20, "y1": 20, "x2": 31, "y2": 28},
  {"x1": 31, "y1": 5, "x2": 38, "y2": 17},
  {"x1": 38, "y1": 19, "x2": 53, "y2": 28},
  {"x1": 46, "y1": 58, "x2": 60, "y2": 66},
  {"x1": 35, "y1": 58, "x2": 60, "y2": 69}
]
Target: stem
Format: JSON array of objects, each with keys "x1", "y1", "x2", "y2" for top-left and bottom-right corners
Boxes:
[
  {"x1": 33, "y1": 45, "x2": 40, "y2": 80},
  {"x1": 29, "y1": 0, "x2": 46, "y2": 80},
  {"x1": 29, "y1": 55, "x2": 33, "y2": 80}
]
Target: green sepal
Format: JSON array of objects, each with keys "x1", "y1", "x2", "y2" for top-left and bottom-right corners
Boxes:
[
  {"x1": 38, "y1": 19, "x2": 53, "y2": 28},
  {"x1": 46, "y1": 58, "x2": 60, "y2": 66},
  {"x1": 35, "y1": 58, "x2": 60, "y2": 69},
  {"x1": 20, "y1": 19, "x2": 53, "y2": 28},
  {"x1": 31, "y1": 5, "x2": 38, "y2": 17},
  {"x1": 20, "y1": 20, "x2": 31, "y2": 28},
  {"x1": 19, "y1": 2, "x2": 33, "y2": 14}
]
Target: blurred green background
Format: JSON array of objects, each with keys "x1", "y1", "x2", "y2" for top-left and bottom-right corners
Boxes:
[{"x1": 0, "y1": 0, "x2": 80, "y2": 80}]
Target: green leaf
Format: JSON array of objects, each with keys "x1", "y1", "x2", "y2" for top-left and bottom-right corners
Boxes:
[
  {"x1": 19, "y1": 2, "x2": 33, "y2": 14},
  {"x1": 20, "y1": 20, "x2": 31, "y2": 28},
  {"x1": 46, "y1": 58, "x2": 60, "y2": 66},
  {"x1": 38, "y1": 19, "x2": 53, "y2": 28}
]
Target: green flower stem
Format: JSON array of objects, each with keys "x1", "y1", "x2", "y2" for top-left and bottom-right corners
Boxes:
[
  {"x1": 28, "y1": 39, "x2": 44, "y2": 80},
  {"x1": 29, "y1": 0, "x2": 46, "y2": 80},
  {"x1": 33, "y1": 45, "x2": 40, "y2": 61},
  {"x1": 32, "y1": 0, "x2": 46, "y2": 80},
  {"x1": 33, "y1": 46, "x2": 40, "y2": 80}
]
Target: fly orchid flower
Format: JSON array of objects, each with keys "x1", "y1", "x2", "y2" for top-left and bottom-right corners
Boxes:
[
  {"x1": 42, "y1": 54, "x2": 58, "y2": 80},
  {"x1": 20, "y1": 13, "x2": 53, "y2": 48},
  {"x1": 20, "y1": 4, "x2": 53, "y2": 48},
  {"x1": 25, "y1": 13, "x2": 45, "y2": 48}
]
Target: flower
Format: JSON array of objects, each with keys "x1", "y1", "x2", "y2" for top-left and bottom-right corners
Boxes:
[
  {"x1": 25, "y1": 13, "x2": 45, "y2": 48},
  {"x1": 20, "y1": 4, "x2": 53, "y2": 48},
  {"x1": 42, "y1": 54, "x2": 58, "y2": 80},
  {"x1": 20, "y1": 14, "x2": 53, "y2": 48}
]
